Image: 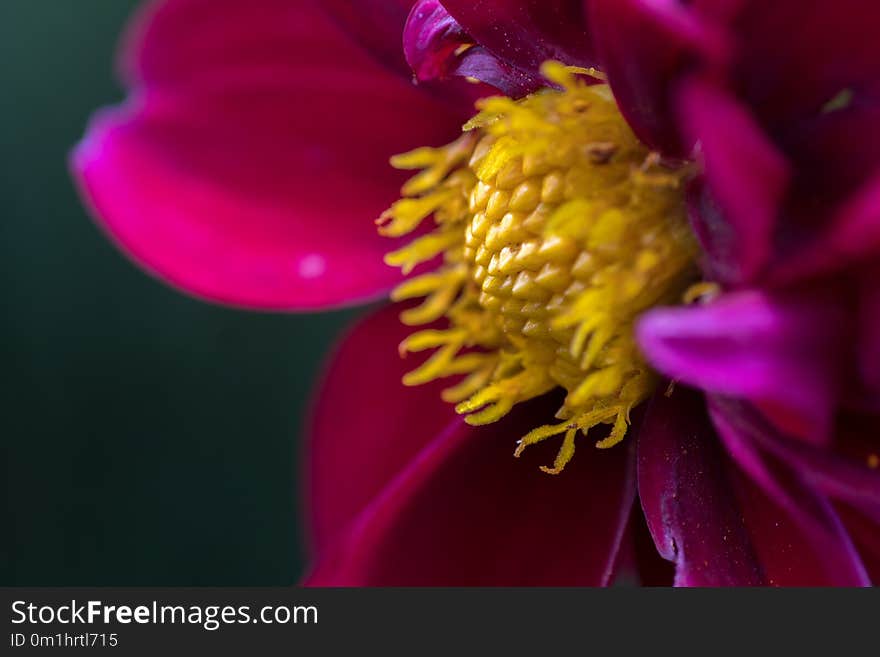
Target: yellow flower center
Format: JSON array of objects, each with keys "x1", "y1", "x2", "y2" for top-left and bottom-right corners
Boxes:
[{"x1": 378, "y1": 63, "x2": 698, "y2": 473}]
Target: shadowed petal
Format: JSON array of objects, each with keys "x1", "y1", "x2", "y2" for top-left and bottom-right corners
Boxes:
[
  {"x1": 306, "y1": 304, "x2": 457, "y2": 553},
  {"x1": 714, "y1": 0, "x2": 880, "y2": 130},
  {"x1": 858, "y1": 263, "x2": 880, "y2": 400},
  {"x1": 678, "y1": 79, "x2": 790, "y2": 285},
  {"x1": 715, "y1": 400, "x2": 880, "y2": 521},
  {"x1": 306, "y1": 391, "x2": 637, "y2": 585},
  {"x1": 73, "y1": 0, "x2": 464, "y2": 309},
  {"x1": 442, "y1": 0, "x2": 596, "y2": 76},
  {"x1": 637, "y1": 288, "x2": 846, "y2": 443},
  {"x1": 637, "y1": 388, "x2": 762, "y2": 586},
  {"x1": 770, "y1": 175, "x2": 880, "y2": 285},
  {"x1": 403, "y1": 0, "x2": 544, "y2": 96},
  {"x1": 727, "y1": 464, "x2": 870, "y2": 586},
  {"x1": 587, "y1": 0, "x2": 729, "y2": 153},
  {"x1": 710, "y1": 399, "x2": 870, "y2": 586}
]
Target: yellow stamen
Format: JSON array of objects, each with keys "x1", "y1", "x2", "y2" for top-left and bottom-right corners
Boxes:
[{"x1": 381, "y1": 62, "x2": 699, "y2": 473}]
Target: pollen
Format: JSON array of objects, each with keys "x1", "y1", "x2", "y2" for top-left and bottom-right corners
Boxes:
[{"x1": 378, "y1": 63, "x2": 698, "y2": 473}]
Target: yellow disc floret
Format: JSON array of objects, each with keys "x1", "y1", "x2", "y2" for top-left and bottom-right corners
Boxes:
[{"x1": 378, "y1": 63, "x2": 698, "y2": 473}]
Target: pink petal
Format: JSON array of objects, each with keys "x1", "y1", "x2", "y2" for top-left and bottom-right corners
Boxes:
[
  {"x1": 587, "y1": 0, "x2": 729, "y2": 154},
  {"x1": 305, "y1": 304, "x2": 457, "y2": 553},
  {"x1": 637, "y1": 388, "x2": 763, "y2": 586},
  {"x1": 637, "y1": 288, "x2": 846, "y2": 444},
  {"x1": 678, "y1": 79, "x2": 790, "y2": 285},
  {"x1": 710, "y1": 400, "x2": 870, "y2": 586},
  {"x1": 73, "y1": 0, "x2": 465, "y2": 309},
  {"x1": 306, "y1": 375, "x2": 637, "y2": 584}
]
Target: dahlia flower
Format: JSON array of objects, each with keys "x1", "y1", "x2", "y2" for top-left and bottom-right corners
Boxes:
[{"x1": 73, "y1": 0, "x2": 880, "y2": 585}]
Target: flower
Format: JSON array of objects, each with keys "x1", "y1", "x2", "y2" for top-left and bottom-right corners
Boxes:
[
  {"x1": 72, "y1": 0, "x2": 476, "y2": 309},
  {"x1": 73, "y1": 0, "x2": 880, "y2": 585}
]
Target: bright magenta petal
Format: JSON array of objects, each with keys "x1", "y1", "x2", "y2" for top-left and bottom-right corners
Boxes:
[
  {"x1": 73, "y1": 0, "x2": 465, "y2": 309},
  {"x1": 306, "y1": 315, "x2": 637, "y2": 585},
  {"x1": 637, "y1": 389, "x2": 763, "y2": 586},
  {"x1": 637, "y1": 289, "x2": 846, "y2": 444},
  {"x1": 306, "y1": 304, "x2": 456, "y2": 553}
]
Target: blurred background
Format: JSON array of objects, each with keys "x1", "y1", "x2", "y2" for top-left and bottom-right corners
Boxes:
[{"x1": 2, "y1": 1, "x2": 360, "y2": 584}]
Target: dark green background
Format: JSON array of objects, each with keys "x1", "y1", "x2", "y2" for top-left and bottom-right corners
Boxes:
[{"x1": 2, "y1": 1, "x2": 361, "y2": 584}]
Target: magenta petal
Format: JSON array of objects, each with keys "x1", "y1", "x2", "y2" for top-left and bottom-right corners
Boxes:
[
  {"x1": 318, "y1": 0, "x2": 417, "y2": 77},
  {"x1": 73, "y1": 0, "x2": 464, "y2": 309},
  {"x1": 403, "y1": 0, "x2": 544, "y2": 96},
  {"x1": 711, "y1": 401, "x2": 870, "y2": 586},
  {"x1": 637, "y1": 289, "x2": 845, "y2": 444},
  {"x1": 836, "y1": 504, "x2": 880, "y2": 584},
  {"x1": 306, "y1": 304, "x2": 457, "y2": 553},
  {"x1": 714, "y1": 400, "x2": 880, "y2": 522},
  {"x1": 307, "y1": 395, "x2": 636, "y2": 585},
  {"x1": 859, "y1": 263, "x2": 880, "y2": 399},
  {"x1": 637, "y1": 388, "x2": 762, "y2": 586},
  {"x1": 773, "y1": 174, "x2": 880, "y2": 285},
  {"x1": 588, "y1": 0, "x2": 728, "y2": 154},
  {"x1": 442, "y1": 0, "x2": 595, "y2": 73},
  {"x1": 678, "y1": 79, "x2": 790, "y2": 284}
]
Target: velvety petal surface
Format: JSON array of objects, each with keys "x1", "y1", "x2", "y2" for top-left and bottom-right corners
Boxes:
[
  {"x1": 714, "y1": 0, "x2": 880, "y2": 131},
  {"x1": 710, "y1": 400, "x2": 870, "y2": 585},
  {"x1": 715, "y1": 400, "x2": 880, "y2": 522},
  {"x1": 306, "y1": 304, "x2": 457, "y2": 553},
  {"x1": 858, "y1": 262, "x2": 880, "y2": 400},
  {"x1": 318, "y1": 0, "x2": 417, "y2": 77},
  {"x1": 587, "y1": 0, "x2": 728, "y2": 153},
  {"x1": 73, "y1": 0, "x2": 465, "y2": 309},
  {"x1": 403, "y1": 0, "x2": 544, "y2": 96},
  {"x1": 442, "y1": 0, "x2": 596, "y2": 75},
  {"x1": 306, "y1": 315, "x2": 637, "y2": 584},
  {"x1": 678, "y1": 78, "x2": 790, "y2": 285},
  {"x1": 637, "y1": 288, "x2": 847, "y2": 443},
  {"x1": 727, "y1": 463, "x2": 869, "y2": 586},
  {"x1": 637, "y1": 388, "x2": 762, "y2": 586}
]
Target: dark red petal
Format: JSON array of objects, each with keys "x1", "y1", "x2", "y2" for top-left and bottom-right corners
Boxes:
[
  {"x1": 587, "y1": 0, "x2": 729, "y2": 154},
  {"x1": 715, "y1": 0, "x2": 880, "y2": 130},
  {"x1": 307, "y1": 393, "x2": 637, "y2": 585},
  {"x1": 306, "y1": 304, "x2": 456, "y2": 553},
  {"x1": 637, "y1": 388, "x2": 763, "y2": 586},
  {"x1": 403, "y1": 0, "x2": 545, "y2": 96},
  {"x1": 710, "y1": 399, "x2": 871, "y2": 585},
  {"x1": 835, "y1": 503, "x2": 880, "y2": 584},
  {"x1": 442, "y1": 0, "x2": 596, "y2": 72},
  {"x1": 769, "y1": 174, "x2": 880, "y2": 285},
  {"x1": 727, "y1": 464, "x2": 869, "y2": 586},
  {"x1": 678, "y1": 78, "x2": 790, "y2": 285},
  {"x1": 319, "y1": 0, "x2": 417, "y2": 77},
  {"x1": 74, "y1": 0, "x2": 464, "y2": 310},
  {"x1": 858, "y1": 262, "x2": 880, "y2": 401}
]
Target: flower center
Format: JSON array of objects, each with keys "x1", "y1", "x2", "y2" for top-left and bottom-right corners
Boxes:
[{"x1": 378, "y1": 63, "x2": 698, "y2": 473}]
